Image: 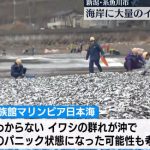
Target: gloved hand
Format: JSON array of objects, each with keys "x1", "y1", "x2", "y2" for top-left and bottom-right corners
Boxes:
[
  {"x1": 21, "y1": 74, "x2": 25, "y2": 78},
  {"x1": 141, "y1": 71, "x2": 147, "y2": 76}
]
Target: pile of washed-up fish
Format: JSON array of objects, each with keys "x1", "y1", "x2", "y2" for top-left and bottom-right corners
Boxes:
[{"x1": 0, "y1": 72, "x2": 150, "y2": 119}]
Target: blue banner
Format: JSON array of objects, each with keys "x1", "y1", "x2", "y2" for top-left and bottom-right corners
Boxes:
[{"x1": 0, "y1": 105, "x2": 99, "y2": 119}]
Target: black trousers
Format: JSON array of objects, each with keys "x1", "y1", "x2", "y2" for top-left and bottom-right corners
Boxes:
[{"x1": 89, "y1": 60, "x2": 102, "y2": 73}]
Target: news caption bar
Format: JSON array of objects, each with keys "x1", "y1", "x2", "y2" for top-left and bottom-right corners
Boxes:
[
  {"x1": 0, "y1": 119, "x2": 149, "y2": 149},
  {"x1": 0, "y1": 105, "x2": 99, "y2": 119},
  {"x1": 84, "y1": 7, "x2": 150, "y2": 20},
  {"x1": 84, "y1": 0, "x2": 147, "y2": 7},
  {"x1": 84, "y1": 0, "x2": 150, "y2": 20}
]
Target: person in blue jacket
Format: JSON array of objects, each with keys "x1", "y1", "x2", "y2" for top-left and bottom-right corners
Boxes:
[
  {"x1": 11, "y1": 58, "x2": 27, "y2": 78},
  {"x1": 124, "y1": 48, "x2": 145, "y2": 71},
  {"x1": 86, "y1": 37, "x2": 104, "y2": 73}
]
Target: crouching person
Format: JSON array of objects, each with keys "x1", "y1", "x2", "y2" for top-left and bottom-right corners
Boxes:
[
  {"x1": 124, "y1": 48, "x2": 145, "y2": 71},
  {"x1": 11, "y1": 58, "x2": 27, "y2": 78},
  {"x1": 141, "y1": 52, "x2": 150, "y2": 75}
]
